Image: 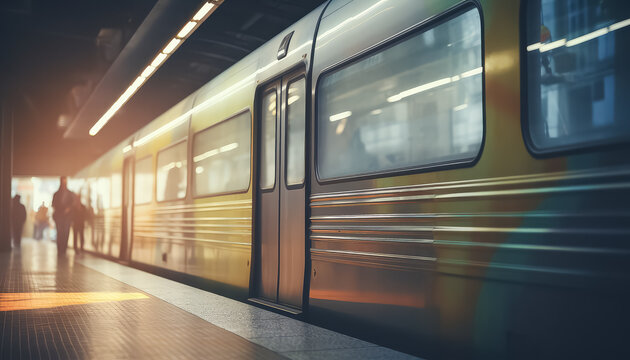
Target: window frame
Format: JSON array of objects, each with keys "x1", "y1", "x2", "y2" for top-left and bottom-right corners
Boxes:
[
  {"x1": 519, "y1": 0, "x2": 630, "y2": 158},
  {"x1": 155, "y1": 138, "x2": 189, "y2": 203},
  {"x1": 134, "y1": 154, "x2": 154, "y2": 205},
  {"x1": 191, "y1": 108, "x2": 253, "y2": 199},
  {"x1": 284, "y1": 75, "x2": 307, "y2": 190},
  {"x1": 314, "y1": 2, "x2": 486, "y2": 184}
]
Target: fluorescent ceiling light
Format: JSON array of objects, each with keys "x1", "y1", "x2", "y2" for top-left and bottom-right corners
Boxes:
[
  {"x1": 193, "y1": 2, "x2": 215, "y2": 21},
  {"x1": 387, "y1": 77, "x2": 452, "y2": 103},
  {"x1": 461, "y1": 67, "x2": 483, "y2": 78},
  {"x1": 287, "y1": 95, "x2": 300, "y2": 105},
  {"x1": 566, "y1": 28, "x2": 608, "y2": 47},
  {"x1": 329, "y1": 111, "x2": 352, "y2": 122},
  {"x1": 219, "y1": 142, "x2": 238, "y2": 152},
  {"x1": 89, "y1": 1, "x2": 221, "y2": 137},
  {"x1": 527, "y1": 42, "x2": 542, "y2": 52},
  {"x1": 609, "y1": 18, "x2": 630, "y2": 31},
  {"x1": 539, "y1": 39, "x2": 566, "y2": 52},
  {"x1": 151, "y1": 53, "x2": 168, "y2": 67},
  {"x1": 141, "y1": 65, "x2": 156, "y2": 78},
  {"x1": 122, "y1": 145, "x2": 133, "y2": 153},
  {"x1": 453, "y1": 104, "x2": 468, "y2": 112},
  {"x1": 163, "y1": 38, "x2": 181, "y2": 54},
  {"x1": 178, "y1": 21, "x2": 197, "y2": 38}
]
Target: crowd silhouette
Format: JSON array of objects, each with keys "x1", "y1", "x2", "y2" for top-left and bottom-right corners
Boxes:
[{"x1": 12, "y1": 176, "x2": 92, "y2": 256}]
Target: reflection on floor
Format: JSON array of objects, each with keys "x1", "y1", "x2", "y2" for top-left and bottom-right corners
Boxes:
[{"x1": 0, "y1": 239, "x2": 283, "y2": 359}]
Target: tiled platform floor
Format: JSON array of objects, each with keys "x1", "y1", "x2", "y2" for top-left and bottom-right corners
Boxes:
[{"x1": 0, "y1": 240, "x2": 420, "y2": 360}]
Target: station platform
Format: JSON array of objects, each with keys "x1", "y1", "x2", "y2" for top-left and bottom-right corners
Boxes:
[{"x1": 0, "y1": 239, "x2": 420, "y2": 359}]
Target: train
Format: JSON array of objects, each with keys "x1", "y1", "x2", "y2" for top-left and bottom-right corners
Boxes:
[{"x1": 73, "y1": 0, "x2": 630, "y2": 358}]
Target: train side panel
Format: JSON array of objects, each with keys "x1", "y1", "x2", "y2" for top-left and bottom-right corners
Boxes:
[{"x1": 308, "y1": 0, "x2": 630, "y2": 358}]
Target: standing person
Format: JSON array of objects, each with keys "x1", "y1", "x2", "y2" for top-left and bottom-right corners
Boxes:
[
  {"x1": 71, "y1": 197, "x2": 86, "y2": 253},
  {"x1": 34, "y1": 202, "x2": 49, "y2": 240},
  {"x1": 11, "y1": 195, "x2": 27, "y2": 248},
  {"x1": 52, "y1": 176, "x2": 75, "y2": 256}
]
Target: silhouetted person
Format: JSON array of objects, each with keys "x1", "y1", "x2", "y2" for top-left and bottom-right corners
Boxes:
[
  {"x1": 11, "y1": 195, "x2": 27, "y2": 248},
  {"x1": 164, "y1": 166, "x2": 182, "y2": 200},
  {"x1": 52, "y1": 176, "x2": 75, "y2": 256},
  {"x1": 34, "y1": 202, "x2": 49, "y2": 240},
  {"x1": 72, "y1": 197, "x2": 86, "y2": 253}
]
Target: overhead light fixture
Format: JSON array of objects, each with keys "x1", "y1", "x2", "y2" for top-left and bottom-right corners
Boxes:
[
  {"x1": 151, "y1": 53, "x2": 168, "y2": 67},
  {"x1": 141, "y1": 65, "x2": 156, "y2": 78},
  {"x1": 329, "y1": 111, "x2": 352, "y2": 122},
  {"x1": 527, "y1": 17, "x2": 629, "y2": 53},
  {"x1": 178, "y1": 21, "x2": 198, "y2": 38},
  {"x1": 162, "y1": 38, "x2": 181, "y2": 54},
  {"x1": 193, "y1": 2, "x2": 215, "y2": 21},
  {"x1": 89, "y1": 1, "x2": 220, "y2": 137}
]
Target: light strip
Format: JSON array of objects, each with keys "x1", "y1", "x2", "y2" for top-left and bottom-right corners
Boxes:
[
  {"x1": 527, "y1": 42, "x2": 542, "y2": 52},
  {"x1": 527, "y1": 17, "x2": 630, "y2": 53},
  {"x1": 151, "y1": 53, "x2": 167, "y2": 67},
  {"x1": 387, "y1": 66, "x2": 483, "y2": 103},
  {"x1": 610, "y1": 18, "x2": 630, "y2": 31},
  {"x1": 90, "y1": 1, "x2": 218, "y2": 137},
  {"x1": 177, "y1": 21, "x2": 197, "y2": 38},
  {"x1": 566, "y1": 27, "x2": 608, "y2": 47},
  {"x1": 453, "y1": 104, "x2": 468, "y2": 112},
  {"x1": 162, "y1": 38, "x2": 181, "y2": 54},
  {"x1": 387, "y1": 77, "x2": 452, "y2": 103},
  {"x1": 193, "y1": 2, "x2": 215, "y2": 21},
  {"x1": 540, "y1": 39, "x2": 567, "y2": 52},
  {"x1": 141, "y1": 65, "x2": 156, "y2": 78},
  {"x1": 329, "y1": 111, "x2": 352, "y2": 122},
  {"x1": 192, "y1": 142, "x2": 238, "y2": 163},
  {"x1": 461, "y1": 67, "x2": 483, "y2": 78}
]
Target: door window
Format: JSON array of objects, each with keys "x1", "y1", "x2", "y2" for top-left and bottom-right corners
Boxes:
[
  {"x1": 260, "y1": 91, "x2": 277, "y2": 190},
  {"x1": 286, "y1": 78, "x2": 306, "y2": 186}
]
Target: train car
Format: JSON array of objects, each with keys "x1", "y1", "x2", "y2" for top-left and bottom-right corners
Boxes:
[{"x1": 75, "y1": 0, "x2": 630, "y2": 358}]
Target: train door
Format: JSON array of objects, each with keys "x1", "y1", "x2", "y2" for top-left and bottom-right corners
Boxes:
[
  {"x1": 253, "y1": 69, "x2": 307, "y2": 312},
  {"x1": 120, "y1": 157, "x2": 134, "y2": 261}
]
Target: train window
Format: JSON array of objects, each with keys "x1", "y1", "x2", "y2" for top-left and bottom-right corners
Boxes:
[
  {"x1": 156, "y1": 141, "x2": 187, "y2": 202},
  {"x1": 317, "y1": 8, "x2": 483, "y2": 180},
  {"x1": 94, "y1": 177, "x2": 111, "y2": 210},
  {"x1": 193, "y1": 111, "x2": 251, "y2": 197},
  {"x1": 134, "y1": 156, "x2": 153, "y2": 204},
  {"x1": 524, "y1": 1, "x2": 630, "y2": 153},
  {"x1": 260, "y1": 91, "x2": 276, "y2": 190},
  {"x1": 111, "y1": 173, "x2": 121, "y2": 208},
  {"x1": 286, "y1": 78, "x2": 306, "y2": 186}
]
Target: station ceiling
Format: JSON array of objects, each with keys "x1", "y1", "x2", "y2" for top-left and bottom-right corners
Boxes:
[{"x1": 1, "y1": 0, "x2": 326, "y2": 176}]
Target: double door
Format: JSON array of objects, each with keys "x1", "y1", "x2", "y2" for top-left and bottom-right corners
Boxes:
[{"x1": 255, "y1": 70, "x2": 307, "y2": 310}]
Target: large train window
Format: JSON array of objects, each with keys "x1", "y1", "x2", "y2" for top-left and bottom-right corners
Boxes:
[
  {"x1": 94, "y1": 177, "x2": 111, "y2": 210},
  {"x1": 524, "y1": 1, "x2": 630, "y2": 153},
  {"x1": 156, "y1": 141, "x2": 187, "y2": 202},
  {"x1": 317, "y1": 7, "x2": 483, "y2": 180},
  {"x1": 134, "y1": 156, "x2": 153, "y2": 204},
  {"x1": 192, "y1": 110, "x2": 251, "y2": 197}
]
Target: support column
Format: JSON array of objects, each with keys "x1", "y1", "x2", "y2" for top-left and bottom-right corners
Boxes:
[{"x1": 0, "y1": 99, "x2": 13, "y2": 252}]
